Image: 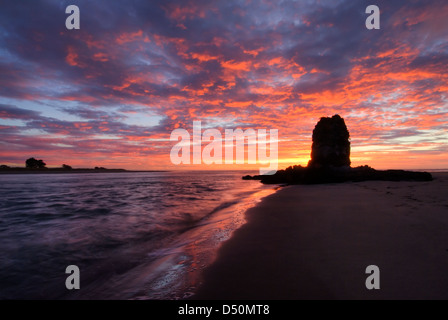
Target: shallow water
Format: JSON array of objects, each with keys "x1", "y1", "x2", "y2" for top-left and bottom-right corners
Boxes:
[{"x1": 0, "y1": 171, "x2": 275, "y2": 299}]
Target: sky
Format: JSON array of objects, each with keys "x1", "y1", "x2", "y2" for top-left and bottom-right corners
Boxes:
[{"x1": 0, "y1": 0, "x2": 447, "y2": 170}]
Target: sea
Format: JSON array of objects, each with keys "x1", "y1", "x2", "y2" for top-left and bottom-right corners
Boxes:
[{"x1": 0, "y1": 171, "x2": 277, "y2": 299}]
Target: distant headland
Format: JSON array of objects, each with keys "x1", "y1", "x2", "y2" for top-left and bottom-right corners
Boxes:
[
  {"x1": 243, "y1": 115, "x2": 433, "y2": 184},
  {"x1": 0, "y1": 157, "x2": 154, "y2": 174}
]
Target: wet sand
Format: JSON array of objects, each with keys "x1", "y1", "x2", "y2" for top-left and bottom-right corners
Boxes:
[{"x1": 194, "y1": 173, "x2": 448, "y2": 299}]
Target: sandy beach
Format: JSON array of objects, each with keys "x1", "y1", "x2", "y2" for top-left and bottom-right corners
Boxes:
[{"x1": 194, "y1": 172, "x2": 448, "y2": 299}]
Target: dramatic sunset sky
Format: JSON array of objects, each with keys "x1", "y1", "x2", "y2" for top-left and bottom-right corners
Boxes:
[{"x1": 0, "y1": 0, "x2": 447, "y2": 170}]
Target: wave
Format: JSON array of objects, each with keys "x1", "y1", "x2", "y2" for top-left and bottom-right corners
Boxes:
[{"x1": 0, "y1": 171, "x2": 272, "y2": 299}]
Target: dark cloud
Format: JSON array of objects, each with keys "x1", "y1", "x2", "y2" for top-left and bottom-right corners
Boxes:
[
  {"x1": 60, "y1": 106, "x2": 125, "y2": 121},
  {"x1": 0, "y1": 104, "x2": 40, "y2": 120}
]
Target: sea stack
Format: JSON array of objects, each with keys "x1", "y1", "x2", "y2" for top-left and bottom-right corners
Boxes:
[
  {"x1": 243, "y1": 114, "x2": 432, "y2": 184},
  {"x1": 308, "y1": 114, "x2": 351, "y2": 168}
]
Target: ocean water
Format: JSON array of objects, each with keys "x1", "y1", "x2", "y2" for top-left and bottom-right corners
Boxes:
[{"x1": 0, "y1": 171, "x2": 276, "y2": 299}]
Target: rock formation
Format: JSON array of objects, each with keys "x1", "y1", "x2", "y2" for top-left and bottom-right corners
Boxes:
[
  {"x1": 308, "y1": 114, "x2": 350, "y2": 168},
  {"x1": 243, "y1": 114, "x2": 433, "y2": 184}
]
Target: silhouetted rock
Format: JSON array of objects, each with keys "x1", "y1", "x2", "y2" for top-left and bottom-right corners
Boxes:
[
  {"x1": 243, "y1": 115, "x2": 433, "y2": 184},
  {"x1": 308, "y1": 114, "x2": 350, "y2": 168},
  {"x1": 248, "y1": 165, "x2": 433, "y2": 184},
  {"x1": 62, "y1": 164, "x2": 73, "y2": 170}
]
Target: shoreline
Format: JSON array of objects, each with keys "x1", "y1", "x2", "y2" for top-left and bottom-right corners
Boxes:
[
  {"x1": 59, "y1": 179, "x2": 278, "y2": 300},
  {"x1": 193, "y1": 172, "x2": 448, "y2": 299}
]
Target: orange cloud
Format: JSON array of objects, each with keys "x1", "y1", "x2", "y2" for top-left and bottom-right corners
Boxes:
[
  {"x1": 221, "y1": 60, "x2": 252, "y2": 71},
  {"x1": 164, "y1": 4, "x2": 206, "y2": 21},
  {"x1": 93, "y1": 52, "x2": 109, "y2": 62},
  {"x1": 116, "y1": 30, "x2": 149, "y2": 45},
  {"x1": 65, "y1": 46, "x2": 82, "y2": 67}
]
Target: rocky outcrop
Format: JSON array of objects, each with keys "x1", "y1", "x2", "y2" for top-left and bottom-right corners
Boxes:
[
  {"x1": 247, "y1": 165, "x2": 433, "y2": 184},
  {"x1": 243, "y1": 114, "x2": 433, "y2": 184},
  {"x1": 308, "y1": 114, "x2": 350, "y2": 168}
]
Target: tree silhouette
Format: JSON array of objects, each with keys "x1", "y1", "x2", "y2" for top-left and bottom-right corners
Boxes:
[
  {"x1": 26, "y1": 158, "x2": 46, "y2": 169},
  {"x1": 62, "y1": 164, "x2": 72, "y2": 170}
]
